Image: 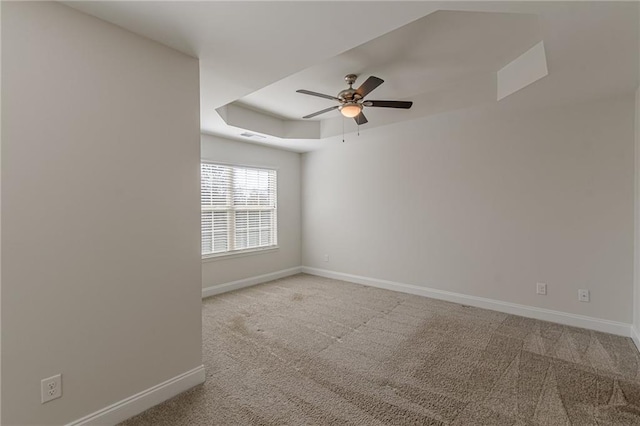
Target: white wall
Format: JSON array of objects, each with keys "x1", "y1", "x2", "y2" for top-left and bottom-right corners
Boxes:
[
  {"x1": 634, "y1": 3, "x2": 640, "y2": 337},
  {"x1": 303, "y1": 95, "x2": 635, "y2": 324},
  {"x1": 0, "y1": 1, "x2": 3, "y2": 420},
  {"x1": 201, "y1": 134, "x2": 301, "y2": 289},
  {"x1": 634, "y1": 86, "x2": 640, "y2": 337},
  {"x1": 1, "y1": 3, "x2": 202, "y2": 425}
]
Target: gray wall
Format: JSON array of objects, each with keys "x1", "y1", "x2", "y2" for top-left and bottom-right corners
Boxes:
[
  {"x1": 303, "y1": 95, "x2": 635, "y2": 323},
  {"x1": 634, "y1": 4, "x2": 640, "y2": 338},
  {"x1": 1, "y1": 3, "x2": 202, "y2": 424},
  {"x1": 201, "y1": 134, "x2": 301, "y2": 289},
  {"x1": 635, "y1": 86, "x2": 640, "y2": 335}
]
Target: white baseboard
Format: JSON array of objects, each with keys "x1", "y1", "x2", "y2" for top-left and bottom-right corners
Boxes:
[
  {"x1": 632, "y1": 327, "x2": 640, "y2": 351},
  {"x1": 66, "y1": 365, "x2": 205, "y2": 426},
  {"x1": 202, "y1": 266, "x2": 303, "y2": 299},
  {"x1": 302, "y1": 267, "x2": 632, "y2": 337}
]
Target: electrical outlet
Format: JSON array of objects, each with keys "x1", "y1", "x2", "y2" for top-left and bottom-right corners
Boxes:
[
  {"x1": 41, "y1": 374, "x2": 62, "y2": 403},
  {"x1": 578, "y1": 289, "x2": 590, "y2": 302},
  {"x1": 323, "y1": 254, "x2": 329, "y2": 262},
  {"x1": 536, "y1": 283, "x2": 547, "y2": 295}
]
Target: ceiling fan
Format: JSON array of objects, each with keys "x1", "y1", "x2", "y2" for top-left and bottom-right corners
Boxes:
[{"x1": 296, "y1": 74, "x2": 413, "y2": 125}]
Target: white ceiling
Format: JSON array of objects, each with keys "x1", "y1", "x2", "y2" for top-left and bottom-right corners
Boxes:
[
  {"x1": 239, "y1": 11, "x2": 542, "y2": 120},
  {"x1": 66, "y1": 1, "x2": 639, "y2": 153}
]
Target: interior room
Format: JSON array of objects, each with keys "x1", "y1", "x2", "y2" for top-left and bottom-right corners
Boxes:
[{"x1": 2, "y1": 1, "x2": 640, "y2": 425}]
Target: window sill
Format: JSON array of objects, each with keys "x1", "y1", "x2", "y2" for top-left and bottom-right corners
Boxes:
[{"x1": 202, "y1": 246, "x2": 279, "y2": 263}]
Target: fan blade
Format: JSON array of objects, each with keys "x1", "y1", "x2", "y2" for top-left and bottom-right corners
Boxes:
[
  {"x1": 355, "y1": 76, "x2": 384, "y2": 98},
  {"x1": 296, "y1": 89, "x2": 339, "y2": 101},
  {"x1": 302, "y1": 105, "x2": 340, "y2": 119},
  {"x1": 363, "y1": 100, "x2": 413, "y2": 109},
  {"x1": 353, "y1": 112, "x2": 368, "y2": 125}
]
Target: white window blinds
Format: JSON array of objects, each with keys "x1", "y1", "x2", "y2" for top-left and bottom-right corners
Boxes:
[{"x1": 201, "y1": 163, "x2": 277, "y2": 257}]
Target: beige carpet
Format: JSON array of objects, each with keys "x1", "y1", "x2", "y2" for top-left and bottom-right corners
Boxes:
[{"x1": 121, "y1": 273, "x2": 640, "y2": 425}]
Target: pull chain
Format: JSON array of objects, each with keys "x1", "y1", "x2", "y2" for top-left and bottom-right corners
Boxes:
[{"x1": 342, "y1": 116, "x2": 345, "y2": 143}]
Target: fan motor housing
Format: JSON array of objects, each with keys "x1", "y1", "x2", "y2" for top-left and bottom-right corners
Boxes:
[
  {"x1": 338, "y1": 88, "x2": 360, "y2": 102},
  {"x1": 339, "y1": 74, "x2": 362, "y2": 102}
]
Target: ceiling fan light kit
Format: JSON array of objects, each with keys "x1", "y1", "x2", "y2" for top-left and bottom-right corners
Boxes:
[
  {"x1": 339, "y1": 103, "x2": 362, "y2": 118},
  {"x1": 297, "y1": 74, "x2": 413, "y2": 125}
]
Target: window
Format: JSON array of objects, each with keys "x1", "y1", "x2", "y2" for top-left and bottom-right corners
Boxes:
[{"x1": 201, "y1": 163, "x2": 277, "y2": 257}]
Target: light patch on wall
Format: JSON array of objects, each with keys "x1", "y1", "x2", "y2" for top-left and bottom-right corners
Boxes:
[{"x1": 497, "y1": 41, "x2": 548, "y2": 101}]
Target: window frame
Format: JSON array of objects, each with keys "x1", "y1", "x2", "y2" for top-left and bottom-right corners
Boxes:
[{"x1": 201, "y1": 161, "x2": 279, "y2": 260}]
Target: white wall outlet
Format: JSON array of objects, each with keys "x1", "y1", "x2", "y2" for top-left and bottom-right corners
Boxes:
[
  {"x1": 536, "y1": 282, "x2": 547, "y2": 295},
  {"x1": 41, "y1": 374, "x2": 62, "y2": 403},
  {"x1": 323, "y1": 254, "x2": 329, "y2": 262},
  {"x1": 578, "y1": 289, "x2": 590, "y2": 302}
]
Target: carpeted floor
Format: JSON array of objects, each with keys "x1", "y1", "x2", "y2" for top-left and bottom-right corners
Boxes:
[{"x1": 121, "y1": 273, "x2": 640, "y2": 425}]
